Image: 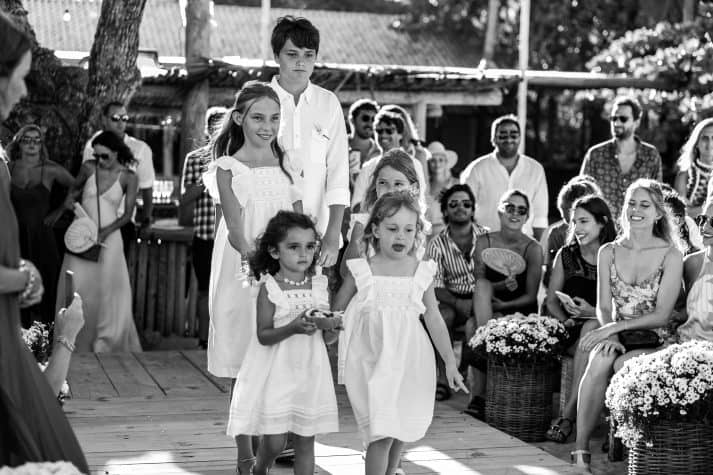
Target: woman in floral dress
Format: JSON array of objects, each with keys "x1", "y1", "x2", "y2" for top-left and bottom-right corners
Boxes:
[{"x1": 571, "y1": 179, "x2": 683, "y2": 473}]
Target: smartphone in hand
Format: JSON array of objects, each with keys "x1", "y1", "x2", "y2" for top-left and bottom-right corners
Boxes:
[{"x1": 64, "y1": 270, "x2": 74, "y2": 307}]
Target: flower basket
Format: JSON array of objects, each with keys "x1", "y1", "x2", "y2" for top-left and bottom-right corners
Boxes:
[
  {"x1": 485, "y1": 358, "x2": 554, "y2": 441},
  {"x1": 470, "y1": 313, "x2": 567, "y2": 442},
  {"x1": 606, "y1": 340, "x2": 713, "y2": 474},
  {"x1": 627, "y1": 422, "x2": 713, "y2": 474}
]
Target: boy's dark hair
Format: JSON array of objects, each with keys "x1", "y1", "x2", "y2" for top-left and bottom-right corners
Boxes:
[
  {"x1": 102, "y1": 101, "x2": 125, "y2": 117},
  {"x1": 349, "y1": 98, "x2": 379, "y2": 122},
  {"x1": 271, "y1": 16, "x2": 320, "y2": 56},
  {"x1": 440, "y1": 184, "x2": 476, "y2": 224},
  {"x1": 613, "y1": 96, "x2": 642, "y2": 120}
]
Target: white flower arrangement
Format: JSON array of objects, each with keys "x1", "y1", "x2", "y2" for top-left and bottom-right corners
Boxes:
[
  {"x1": 469, "y1": 312, "x2": 568, "y2": 364},
  {"x1": 0, "y1": 462, "x2": 83, "y2": 474},
  {"x1": 606, "y1": 340, "x2": 713, "y2": 448}
]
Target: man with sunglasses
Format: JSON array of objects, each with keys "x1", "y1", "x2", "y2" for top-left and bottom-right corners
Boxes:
[
  {"x1": 426, "y1": 184, "x2": 489, "y2": 401},
  {"x1": 347, "y1": 98, "x2": 381, "y2": 166},
  {"x1": 82, "y1": 101, "x2": 155, "y2": 255},
  {"x1": 580, "y1": 96, "x2": 662, "y2": 221},
  {"x1": 459, "y1": 114, "x2": 548, "y2": 240}
]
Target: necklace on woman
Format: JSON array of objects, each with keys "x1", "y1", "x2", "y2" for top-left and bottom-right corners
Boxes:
[{"x1": 277, "y1": 273, "x2": 310, "y2": 286}]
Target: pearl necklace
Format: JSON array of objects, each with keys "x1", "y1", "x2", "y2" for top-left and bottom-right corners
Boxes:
[{"x1": 277, "y1": 273, "x2": 310, "y2": 286}]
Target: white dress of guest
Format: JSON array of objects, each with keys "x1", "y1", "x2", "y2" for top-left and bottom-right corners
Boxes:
[
  {"x1": 678, "y1": 253, "x2": 713, "y2": 342},
  {"x1": 226, "y1": 273, "x2": 338, "y2": 436},
  {"x1": 339, "y1": 258, "x2": 438, "y2": 444},
  {"x1": 56, "y1": 172, "x2": 141, "y2": 352},
  {"x1": 202, "y1": 157, "x2": 301, "y2": 377}
]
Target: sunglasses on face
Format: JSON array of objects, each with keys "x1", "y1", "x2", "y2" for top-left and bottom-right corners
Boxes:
[
  {"x1": 496, "y1": 132, "x2": 520, "y2": 140},
  {"x1": 20, "y1": 137, "x2": 41, "y2": 145},
  {"x1": 610, "y1": 115, "x2": 630, "y2": 123},
  {"x1": 93, "y1": 153, "x2": 111, "y2": 161},
  {"x1": 376, "y1": 127, "x2": 396, "y2": 135},
  {"x1": 109, "y1": 114, "x2": 130, "y2": 123},
  {"x1": 502, "y1": 203, "x2": 528, "y2": 216},
  {"x1": 695, "y1": 214, "x2": 713, "y2": 228},
  {"x1": 448, "y1": 200, "x2": 473, "y2": 209}
]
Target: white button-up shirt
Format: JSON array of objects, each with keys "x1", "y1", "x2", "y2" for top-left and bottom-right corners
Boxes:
[
  {"x1": 270, "y1": 77, "x2": 349, "y2": 236},
  {"x1": 459, "y1": 152, "x2": 548, "y2": 237}
]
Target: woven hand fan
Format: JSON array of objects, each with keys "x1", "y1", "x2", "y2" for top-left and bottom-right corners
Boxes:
[
  {"x1": 481, "y1": 247, "x2": 526, "y2": 276},
  {"x1": 64, "y1": 204, "x2": 98, "y2": 253}
]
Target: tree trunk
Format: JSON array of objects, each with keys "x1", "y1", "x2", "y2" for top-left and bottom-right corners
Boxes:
[
  {"x1": 79, "y1": 0, "x2": 148, "y2": 158},
  {"x1": 179, "y1": 0, "x2": 211, "y2": 172},
  {"x1": 682, "y1": 0, "x2": 696, "y2": 22},
  {"x1": 482, "y1": 0, "x2": 499, "y2": 65}
]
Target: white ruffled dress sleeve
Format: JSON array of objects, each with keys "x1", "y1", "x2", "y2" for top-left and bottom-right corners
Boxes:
[
  {"x1": 202, "y1": 156, "x2": 250, "y2": 206},
  {"x1": 410, "y1": 259, "x2": 438, "y2": 314},
  {"x1": 262, "y1": 274, "x2": 291, "y2": 326},
  {"x1": 338, "y1": 258, "x2": 373, "y2": 384}
]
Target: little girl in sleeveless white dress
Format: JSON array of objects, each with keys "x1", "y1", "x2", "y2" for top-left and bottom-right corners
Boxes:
[{"x1": 333, "y1": 191, "x2": 466, "y2": 474}]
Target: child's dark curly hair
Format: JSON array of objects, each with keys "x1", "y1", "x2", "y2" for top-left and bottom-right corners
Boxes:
[{"x1": 249, "y1": 210, "x2": 321, "y2": 279}]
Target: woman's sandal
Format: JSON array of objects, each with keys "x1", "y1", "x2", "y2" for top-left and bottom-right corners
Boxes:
[
  {"x1": 545, "y1": 417, "x2": 574, "y2": 443},
  {"x1": 435, "y1": 382, "x2": 451, "y2": 401},
  {"x1": 570, "y1": 450, "x2": 592, "y2": 473},
  {"x1": 236, "y1": 456, "x2": 256, "y2": 474}
]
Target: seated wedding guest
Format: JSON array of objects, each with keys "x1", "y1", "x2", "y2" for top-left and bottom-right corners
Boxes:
[
  {"x1": 678, "y1": 200, "x2": 713, "y2": 342},
  {"x1": 541, "y1": 175, "x2": 601, "y2": 290},
  {"x1": 466, "y1": 189, "x2": 543, "y2": 418},
  {"x1": 674, "y1": 117, "x2": 713, "y2": 218},
  {"x1": 6, "y1": 124, "x2": 75, "y2": 327},
  {"x1": 662, "y1": 185, "x2": 702, "y2": 255},
  {"x1": 544, "y1": 195, "x2": 616, "y2": 443},
  {"x1": 427, "y1": 184, "x2": 488, "y2": 401},
  {"x1": 0, "y1": 10, "x2": 88, "y2": 469},
  {"x1": 425, "y1": 141, "x2": 458, "y2": 240},
  {"x1": 572, "y1": 179, "x2": 683, "y2": 473}
]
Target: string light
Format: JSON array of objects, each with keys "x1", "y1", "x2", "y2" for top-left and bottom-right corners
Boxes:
[{"x1": 62, "y1": 9, "x2": 71, "y2": 22}]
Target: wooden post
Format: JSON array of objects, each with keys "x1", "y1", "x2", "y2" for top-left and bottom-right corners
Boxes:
[
  {"x1": 517, "y1": 0, "x2": 531, "y2": 154},
  {"x1": 260, "y1": 0, "x2": 271, "y2": 61},
  {"x1": 412, "y1": 100, "x2": 427, "y2": 142},
  {"x1": 145, "y1": 242, "x2": 159, "y2": 333}
]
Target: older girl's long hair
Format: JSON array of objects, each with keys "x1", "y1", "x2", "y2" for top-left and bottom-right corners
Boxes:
[
  {"x1": 362, "y1": 191, "x2": 425, "y2": 254},
  {"x1": 211, "y1": 81, "x2": 291, "y2": 182},
  {"x1": 6, "y1": 125, "x2": 50, "y2": 163},
  {"x1": 676, "y1": 117, "x2": 713, "y2": 172},
  {"x1": 620, "y1": 179, "x2": 682, "y2": 250},
  {"x1": 362, "y1": 149, "x2": 420, "y2": 212}
]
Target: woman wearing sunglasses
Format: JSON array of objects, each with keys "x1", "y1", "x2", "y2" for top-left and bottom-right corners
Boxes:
[
  {"x1": 465, "y1": 190, "x2": 543, "y2": 417},
  {"x1": 6, "y1": 124, "x2": 75, "y2": 327},
  {"x1": 678, "y1": 203, "x2": 713, "y2": 342},
  {"x1": 57, "y1": 131, "x2": 142, "y2": 353}
]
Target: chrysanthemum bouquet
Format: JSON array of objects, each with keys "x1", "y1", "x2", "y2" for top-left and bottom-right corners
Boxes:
[
  {"x1": 0, "y1": 461, "x2": 82, "y2": 474},
  {"x1": 606, "y1": 340, "x2": 713, "y2": 448},
  {"x1": 469, "y1": 312, "x2": 568, "y2": 365},
  {"x1": 20, "y1": 320, "x2": 52, "y2": 365}
]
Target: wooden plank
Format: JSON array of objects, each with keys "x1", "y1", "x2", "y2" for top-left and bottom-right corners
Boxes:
[
  {"x1": 133, "y1": 351, "x2": 221, "y2": 398},
  {"x1": 156, "y1": 242, "x2": 168, "y2": 335},
  {"x1": 95, "y1": 352, "x2": 164, "y2": 398},
  {"x1": 186, "y1": 269, "x2": 198, "y2": 337},
  {"x1": 181, "y1": 349, "x2": 231, "y2": 393},
  {"x1": 133, "y1": 239, "x2": 150, "y2": 331},
  {"x1": 144, "y1": 242, "x2": 160, "y2": 333},
  {"x1": 164, "y1": 242, "x2": 177, "y2": 336},
  {"x1": 66, "y1": 352, "x2": 117, "y2": 400},
  {"x1": 174, "y1": 243, "x2": 187, "y2": 335}
]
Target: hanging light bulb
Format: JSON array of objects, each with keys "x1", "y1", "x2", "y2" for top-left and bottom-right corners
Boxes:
[{"x1": 62, "y1": 9, "x2": 71, "y2": 22}]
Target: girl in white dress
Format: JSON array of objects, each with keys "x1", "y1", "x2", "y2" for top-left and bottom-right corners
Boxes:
[
  {"x1": 202, "y1": 82, "x2": 301, "y2": 474},
  {"x1": 340, "y1": 149, "x2": 427, "y2": 279},
  {"x1": 227, "y1": 211, "x2": 340, "y2": 475},
  {"x1": 333, "y1": 191, "x2": 467, "y2": 475}
]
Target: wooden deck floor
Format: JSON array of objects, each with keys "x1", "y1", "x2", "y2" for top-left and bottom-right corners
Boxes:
[{"x1": 64, "y1": 350, "x2": 578, "y2": 474}]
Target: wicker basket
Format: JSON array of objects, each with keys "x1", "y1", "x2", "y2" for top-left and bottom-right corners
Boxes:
[
  {"x1": 628, "y1": 421, "x2": 713, "y2": 474},
  {"x1": 485, "y1": 358, "x2": 554, "y2": 442}
]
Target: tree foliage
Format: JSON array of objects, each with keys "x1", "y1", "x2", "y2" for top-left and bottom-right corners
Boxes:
[
  {"x1": 401, "y1": 0, "x2": 690, "y2": 70},
  {"x1": 214, "y1": 0, "x2": 407, "y2": 13}
]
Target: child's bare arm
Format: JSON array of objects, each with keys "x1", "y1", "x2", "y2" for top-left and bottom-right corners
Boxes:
[
  {"x1": 256, "y1": 285, "x2": 316, "y2": 346},
  {"x1": 331, "y1": 272, "x2": 357, "y2": 312}
]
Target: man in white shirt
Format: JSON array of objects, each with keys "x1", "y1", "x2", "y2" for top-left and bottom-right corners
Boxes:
[
  {"x1": 269, "y1": 16, "x2": 349, "y2": 268},
  {"x1": 83, "y1": 101, "x2": 155, "y2": 251},
  {"x1": 459, "y1": 114, "x2": 548, "y2": 240}
]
